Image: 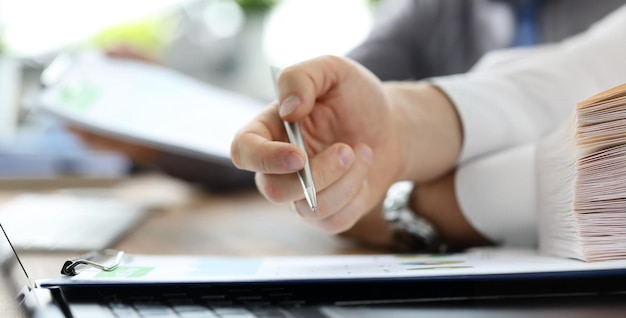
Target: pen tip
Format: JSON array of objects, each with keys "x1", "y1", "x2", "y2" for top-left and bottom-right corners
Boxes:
[{"x1": 304, "y1": 187, "x2": 317, "y2": 214}]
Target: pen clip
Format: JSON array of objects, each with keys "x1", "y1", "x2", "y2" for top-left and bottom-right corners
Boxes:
[{"x1": 60, "y1": 249, "x2": 125, "y2": 276}]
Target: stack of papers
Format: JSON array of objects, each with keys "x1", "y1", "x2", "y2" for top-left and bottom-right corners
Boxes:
[{"x1": 537, "y1": 84, "x2": 626, "y2": 261}]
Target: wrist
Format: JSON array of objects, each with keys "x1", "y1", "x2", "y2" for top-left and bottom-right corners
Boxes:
[
  {"x1": 384, "y1": 82, "x2": 463, "y2": 182},
  {"x1": 411, "y1": 171, "x2": 493, "y2": 250}
]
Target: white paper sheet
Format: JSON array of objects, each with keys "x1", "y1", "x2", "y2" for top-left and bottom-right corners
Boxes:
[{"x1": 36, "y1": 52, "x2": 265, "y2": 164}]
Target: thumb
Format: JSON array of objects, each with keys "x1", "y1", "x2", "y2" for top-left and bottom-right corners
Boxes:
[{"x1": 275, "y1": 55, "x2": 354, "y2": 122}]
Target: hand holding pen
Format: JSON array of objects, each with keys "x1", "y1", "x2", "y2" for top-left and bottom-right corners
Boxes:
[
  {"x1": 231, "y1": 56, "x2": 400, "y2": 236},
  {"x1": 270, "y1": 66, "x2": 318, "y2": 212}
]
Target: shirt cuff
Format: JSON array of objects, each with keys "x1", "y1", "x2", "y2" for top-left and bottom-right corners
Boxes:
[
  {"x1": 455, "y1": 143, "x2": 537, "y2": 247},
  {"x1": 430, "y1": 74, "x2": 542, "y2": 164}
]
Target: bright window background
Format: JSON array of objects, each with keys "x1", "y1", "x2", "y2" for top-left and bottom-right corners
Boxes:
[
  {"x1": 0, "y1": 0, "x2": 374, "y2": 62},
  {"x1": 263, "y1": 0, "x2": 373, "y2": 68},
  {"x1": 0, "y1": 0, "x2": 376, "y2": 99},
  {"x1": 0, "y1": 0, "x2": 184, "y2": 57}
]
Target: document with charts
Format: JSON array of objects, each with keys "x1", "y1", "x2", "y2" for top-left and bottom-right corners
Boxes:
[
  {"x1": 36, "y1": 51, "x2": 265, "y2": 165},
  {"x1": 39, "y1": 248, "x2": 626, "y2": 286}
]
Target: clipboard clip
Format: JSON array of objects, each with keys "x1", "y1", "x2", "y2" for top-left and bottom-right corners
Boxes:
[{"x1": 61, "y1": 249, "x2": 125, "y2": 276}]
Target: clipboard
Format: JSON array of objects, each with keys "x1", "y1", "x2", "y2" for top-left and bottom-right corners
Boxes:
[
  {"x1": 5, "y1": 224, "x2": 626, "y2": 318},
  {"x1": 3, "y1": 211, "x2": 626, "y2": 308},
  {"x1": 33, "y1": 51, "x2": 265, "y2": 166},
  {"x1": 43, "y1": 247, "x2": 626, "y2": 302}
]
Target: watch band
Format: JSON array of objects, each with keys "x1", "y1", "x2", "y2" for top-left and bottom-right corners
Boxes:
[{"x1": 383, "y1": 181, "x2": 446, "y2": 253}]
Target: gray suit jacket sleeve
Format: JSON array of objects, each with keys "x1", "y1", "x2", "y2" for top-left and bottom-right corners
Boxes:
[
  {"x1": 346, "y1": 0, "x2": 625, "y2": 81},
  {"x1": 346, "y1": 0, "x2": 488, "y2": 81}
]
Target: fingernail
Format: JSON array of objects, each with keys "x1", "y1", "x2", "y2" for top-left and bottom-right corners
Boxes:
[
  {"x1": 279, "y1": 95, "x2": 300, "y2": 117},
  {"x1": 284, "y1": 152, "x2": 304, "y2": 171},
  {"x1": 357, "y1": 146, "x2": 373, "y2": 165},
  {"x1": 338, "y1": 146, "x2": 355, "y2": 168}
]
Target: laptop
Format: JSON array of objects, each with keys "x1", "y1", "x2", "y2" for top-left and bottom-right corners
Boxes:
[
  {"x1": 4, "y1": 222, "x2": 626, "y2": 318},
  {"x1": 0, "y1": 192, "x2": 149, "y2": 252}
]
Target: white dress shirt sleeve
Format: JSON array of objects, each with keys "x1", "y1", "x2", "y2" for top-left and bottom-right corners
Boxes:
[
  {"x1": 456, "y1": 143, "x2": 538, "y2": 246},
  {"x1": 429, "y1": 4, "x2": 626, "y2": 245}
]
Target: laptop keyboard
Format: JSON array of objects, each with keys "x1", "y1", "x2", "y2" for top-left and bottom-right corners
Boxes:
[
  {"x1": 94, "y1": 286, "x2": 320, "y2": 318},
  {"x1": 106, "y1": 301, "x2": 291, "y2": 317},
  {"x1": 103, "y1": 296, "x2": 304, "y2": 318}
]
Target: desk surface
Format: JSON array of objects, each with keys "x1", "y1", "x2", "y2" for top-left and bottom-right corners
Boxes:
[{"x1": 3, "y1": 173, "x2": 626, "y2": 317}]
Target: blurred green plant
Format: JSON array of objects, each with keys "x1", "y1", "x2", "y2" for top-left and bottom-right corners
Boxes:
[
  {"x1": 87, "y1": 14, "x2": 179, "y2": 56},
  {"x1": 235, "y1": 0, "x2": 380, "y2": 12},
  {"x1": 235, "y1": 0, "x2": 279, "y2": 12}
]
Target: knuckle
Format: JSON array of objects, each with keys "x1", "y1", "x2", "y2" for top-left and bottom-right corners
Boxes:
[{"x1": 318, "y1": 54, "x2": 343, "y2": 65}]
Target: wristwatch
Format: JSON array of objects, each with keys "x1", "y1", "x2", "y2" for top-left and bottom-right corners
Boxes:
[{"x1": 383, "y1": 181, "x2": 446, "y2": 253}]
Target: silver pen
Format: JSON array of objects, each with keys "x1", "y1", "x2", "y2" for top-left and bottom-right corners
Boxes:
[{"x1": 270, "y1": 67, "x2": 318, "y2": 213}]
